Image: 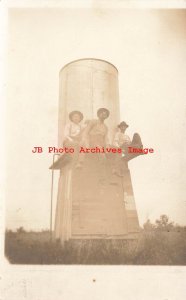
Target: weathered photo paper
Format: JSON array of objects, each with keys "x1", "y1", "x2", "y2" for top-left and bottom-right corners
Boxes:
[{"x1": 1, "y1": 0, "x2": 186, "y2": 299}]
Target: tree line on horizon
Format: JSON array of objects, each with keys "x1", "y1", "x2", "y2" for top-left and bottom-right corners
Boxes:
[{"x1": 5, "y1": 214, "x2": 186, "y2": 233}]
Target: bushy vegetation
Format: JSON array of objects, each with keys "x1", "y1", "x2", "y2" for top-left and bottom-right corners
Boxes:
[
  {"x1": 143, "y1": 214, "x2": 184, "y2": 232},
  {"x1": 5, "y1": 215, "x2": 186, "y2": 265}
]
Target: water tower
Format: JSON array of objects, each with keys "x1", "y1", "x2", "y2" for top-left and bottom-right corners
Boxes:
[{"x1": 50, "y1": 58, "x2": 140, "y2": 243}]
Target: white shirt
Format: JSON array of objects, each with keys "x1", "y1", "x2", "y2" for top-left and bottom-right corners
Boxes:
[
  {"x1": 113, "y1": 131, "x2": 131, "y2": 148},
  {"x1": 64, "y1": 122, "x2": 82, "y2": 142}
]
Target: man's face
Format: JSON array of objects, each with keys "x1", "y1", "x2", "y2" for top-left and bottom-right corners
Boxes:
[
  {"x1": 72, "y1": 113, "x2": 81, "y2": 124},
  {"x1": 98, "y1": 111, "x2": 108, "y2": 121},
  {"x1": 120, "y1": 125, "x2": 127, "y2": 133}
]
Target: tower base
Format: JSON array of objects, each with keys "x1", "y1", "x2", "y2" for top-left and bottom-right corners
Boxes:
[{"x1": 54, "y1": 153, "x2": 140, "y2": 243}]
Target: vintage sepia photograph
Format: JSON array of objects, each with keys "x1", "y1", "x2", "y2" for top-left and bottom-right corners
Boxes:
[{"x1": 3, "y1": 2, "x2": 186, "y2": 268}]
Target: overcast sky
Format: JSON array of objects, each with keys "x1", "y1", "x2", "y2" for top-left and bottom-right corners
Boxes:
[{"x1": 5, "y1": 7, "x2": 186, "y2": 230}]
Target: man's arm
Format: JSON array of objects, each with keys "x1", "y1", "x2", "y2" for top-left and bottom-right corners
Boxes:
[
  {"x1": 63, "y1": 124, "x2": 73, "y2": 142},
  {"x1": 81, "y1": 119, "x2": 97, "y2": 146},
  {"x1": 113, "y1": 132, "x2": 120, "y2": 147},
  {"x1": 105, "y1": 126, "x2": 111, "y2": 146}
]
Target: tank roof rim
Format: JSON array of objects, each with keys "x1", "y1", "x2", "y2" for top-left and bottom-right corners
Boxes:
[{"x1": 60, "y1": 58, "x2": 118, "y2": 73}]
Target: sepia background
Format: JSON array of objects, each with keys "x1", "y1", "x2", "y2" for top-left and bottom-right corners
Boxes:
[
  {"x1": 5, "y1": 6, "x2": 186, "y2": 231},
  {"x1": 1, "y1": 1, "x2": 186, "y2": 300}
]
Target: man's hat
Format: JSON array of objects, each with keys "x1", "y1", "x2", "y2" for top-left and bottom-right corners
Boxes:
[
  {"x1": 69, "y1": 110, "x2": 84, "y2": 121},
  {"x1": 118, "y1": 121, "x2": 129, "y2": 128},
  {"x1": 97, "y1": 108, "x2": 110, "y2": 118}
]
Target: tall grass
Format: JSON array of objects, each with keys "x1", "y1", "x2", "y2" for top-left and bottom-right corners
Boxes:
[{"x1": 5, "y1": 230, "x2": 186, "y2": 265}]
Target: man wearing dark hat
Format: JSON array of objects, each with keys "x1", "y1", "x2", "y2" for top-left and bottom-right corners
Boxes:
[
  {"x1": 83, "y1": 108, "x2": 110, "y2": 147},
  {"x1": 113, "y1": 121, "x2": 131, "y2": 151},
  {"x1": 63, "y1": 110, "x2": 84, "y2": 146},
  {"x1": 111, "y1": 121, "x2": 143, "y2": 175},
  {"x1": 113, "y1": 121, "x2": 143, "y2": 154}
]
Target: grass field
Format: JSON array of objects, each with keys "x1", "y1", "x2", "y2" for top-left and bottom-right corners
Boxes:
[{"x1": 5, "y1": 229, "x2": 186, "y2": 265}]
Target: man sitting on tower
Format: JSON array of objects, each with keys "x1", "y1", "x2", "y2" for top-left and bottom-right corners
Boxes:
[
  {"x1": 63, "y1": 110, "x2": 84, "y2": 147},
  {"x1": 113, "y1": 121, "x2": 131, "y2": 154},
  {"x1": 63, "y1": 110, "x2": 86, "y2": 168},
  {"x1": 111, "y1": 121, "x2": 143, "y2": 176},
  {"x1": 113, "y1": 121, "x2": 143, "y2": 158}
]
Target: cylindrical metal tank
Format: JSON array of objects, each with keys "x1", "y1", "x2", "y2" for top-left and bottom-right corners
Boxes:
[{"x1": 58, "y1": 58, "x2": 120, "y2": 146}]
